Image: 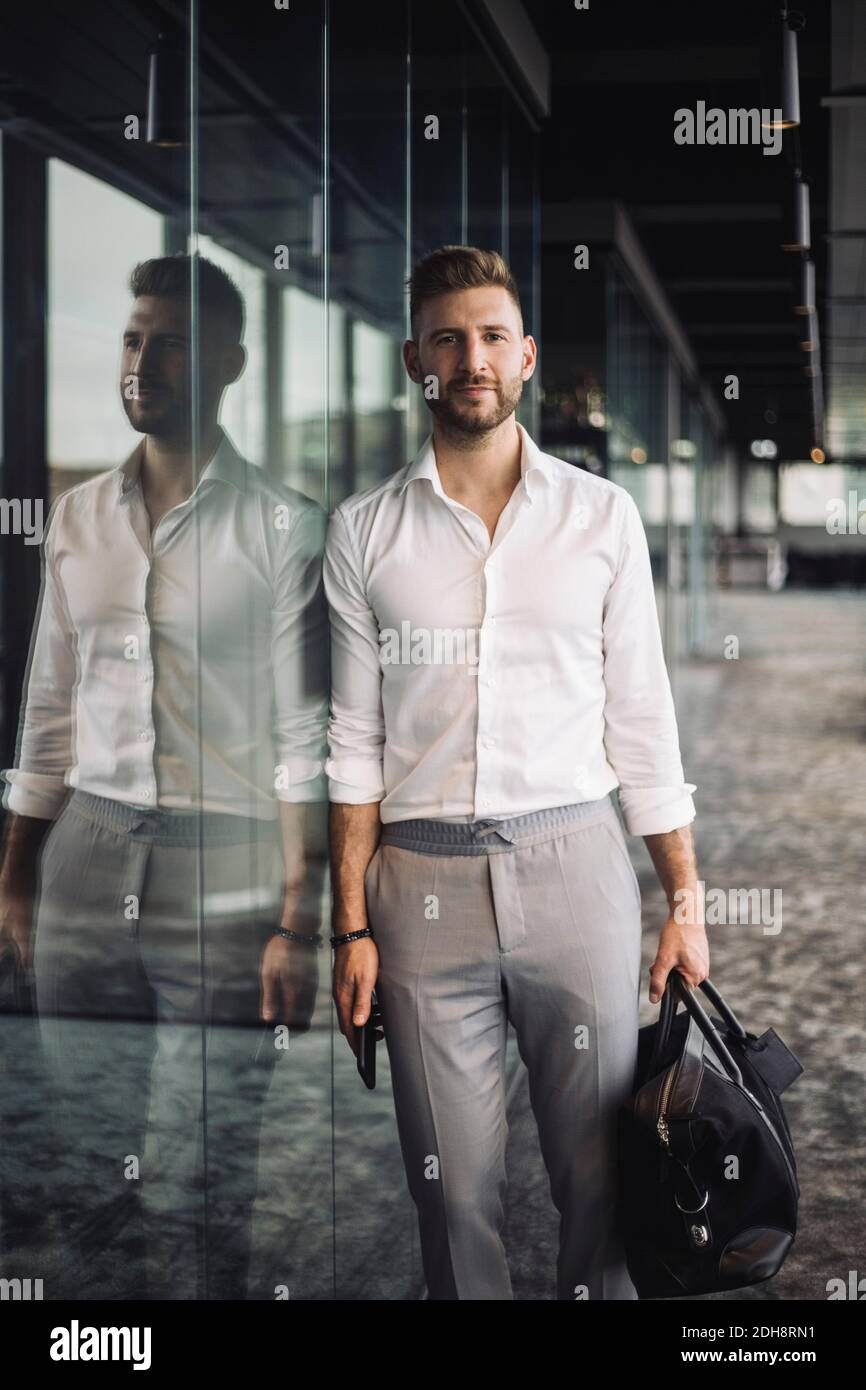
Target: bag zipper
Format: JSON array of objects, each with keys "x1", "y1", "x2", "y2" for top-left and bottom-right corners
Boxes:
[
  {"x1": 657, "y1": 1057, "x2": 797, "y2": 1195},
  {"x1": 656, "y1": 1056, "x2": 680, "y2": 1150}
]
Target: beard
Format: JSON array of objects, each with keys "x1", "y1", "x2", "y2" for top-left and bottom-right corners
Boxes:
[{"x1": 427, "y1": 373, "x2": 525, "y2": 439}]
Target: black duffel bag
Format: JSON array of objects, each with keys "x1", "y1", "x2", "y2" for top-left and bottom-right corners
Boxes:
[{"x1": 617, "y1": 971, "x2": 803, "y2": 1299}]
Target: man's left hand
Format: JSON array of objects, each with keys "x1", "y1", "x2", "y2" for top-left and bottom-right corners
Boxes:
[{"x1": 648, "y1": 916, "x2": 710, "y2": 1004}]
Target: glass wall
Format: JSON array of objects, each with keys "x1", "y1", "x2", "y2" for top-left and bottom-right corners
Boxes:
[
  {"x1": 605, "y1": 257, "x2": 721, "y2": 669},
  {"x1": 0, "y1": 0, "x2": 540, "y2": 1302}
]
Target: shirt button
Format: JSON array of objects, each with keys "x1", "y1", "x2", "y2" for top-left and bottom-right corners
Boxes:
[
  {"x1": 482, "y1": 737, "x2": 496, "y2": 749},
  {"x1": 139, "y1": 789, "x2": 151, "y2": 800},
  {"x1": 138, "y1": 730, "x2": 150, "y2": 741},
  {"x1": 139, "y1": 673, "x2": 149, "y2": 683}
]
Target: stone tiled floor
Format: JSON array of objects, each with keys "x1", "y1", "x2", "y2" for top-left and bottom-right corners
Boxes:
[
  {"x1": 1, "y1": 588, "x2": 863, "y2": 1300},
  {"x1": 502, "y1": 587, "x2": 866, "y2": 1300}
]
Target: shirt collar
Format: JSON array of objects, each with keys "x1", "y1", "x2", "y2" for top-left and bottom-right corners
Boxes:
[
  {"x1": 117, "y1": 427, "x2": 248, "y2": 503},
  {"x1": 398, "y1": 419, "x2": 556, "y2": 502}
]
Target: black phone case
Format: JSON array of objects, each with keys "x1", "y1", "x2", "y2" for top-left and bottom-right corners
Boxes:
[{"x1": 357, "y1": 991, "x2": 379, "y2": 1089}]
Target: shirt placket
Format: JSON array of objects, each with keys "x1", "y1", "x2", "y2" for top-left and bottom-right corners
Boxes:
[
  {"x1": 124, "y1": 487, "x2": 196, "y2": 809},
  {"x1": 435, "y1": 480, "x2": 532, "y2": 819}
]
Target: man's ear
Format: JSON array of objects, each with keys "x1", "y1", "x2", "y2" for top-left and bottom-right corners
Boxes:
[
  {"x1": 224, "y1": 342, "x2": 247, "y2": 385},
  {"x1": 402, "y1": 338, "x2": 421, "y2": 383}
]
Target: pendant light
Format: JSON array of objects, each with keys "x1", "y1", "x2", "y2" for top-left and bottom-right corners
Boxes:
[{"x1": 147, "y1": 32, "x2": 186, "y2": 147}]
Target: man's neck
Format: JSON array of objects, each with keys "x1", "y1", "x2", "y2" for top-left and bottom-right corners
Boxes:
[
  {"x1": 431, "y1": 417, "x2": 522, "y2": 503},
  {"x1": 141, "y1": 422, "x2": 223, "y2": 503}
]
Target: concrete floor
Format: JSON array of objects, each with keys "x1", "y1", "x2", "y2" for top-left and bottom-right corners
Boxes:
[{"x1": 1, "y1": 588, "x2": 863, "y2": 1300}]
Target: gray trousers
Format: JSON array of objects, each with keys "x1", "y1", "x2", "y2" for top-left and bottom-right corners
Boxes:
[
  {"x1": 366, "y1": 796, "x2": 642, "y2": 1301},
  {"x1": 32, "y1": 789, "x2": 285, "y2": 1300}
]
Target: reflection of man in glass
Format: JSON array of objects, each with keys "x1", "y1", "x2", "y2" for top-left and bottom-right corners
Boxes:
[
  {"x1": 325, "y1": 246, "x2": 706, "y2": 1300},
  {"x1": 0, "y1": 254, "x2": 328, "y2": 1299}
]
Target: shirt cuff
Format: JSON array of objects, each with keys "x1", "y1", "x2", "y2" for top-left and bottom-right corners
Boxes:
[
  {"x1": 1, "y1": 770, "x2": 68, "y2": 820},
  {"x1": 272, "y1": 756, "x2": 328, "y2": 803},
  {"x1": 324, "y1": 754, "x2": 385, "y2": 804},
  {"x1": 618, "y1": 784, "x2": 697, "y2": 837}
]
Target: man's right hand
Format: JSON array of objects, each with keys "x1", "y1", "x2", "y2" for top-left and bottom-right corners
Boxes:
[
  {"x1": 332, "y1": 935, "x2": 381, "y2": 1057},
  {"x1": 0, "y1": 878, "x2": 36, "y2": 971},
  {"x1": 0, "y1": 810, "x2": 54, "y2": 972}
]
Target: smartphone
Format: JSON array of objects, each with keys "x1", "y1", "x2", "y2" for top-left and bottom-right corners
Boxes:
[{"x1": 357, "y1": 989, "x2": 382, "y2": 1090}]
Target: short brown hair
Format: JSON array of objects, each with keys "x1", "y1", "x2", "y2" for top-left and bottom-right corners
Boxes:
[
  {"x1": 129, "y1": 253, "x2": 244, "y2": 343},
  {"x1": 406, "y1": 245, "x2": 523, "y2": 338}
]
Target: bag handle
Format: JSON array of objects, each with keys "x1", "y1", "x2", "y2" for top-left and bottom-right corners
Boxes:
[
  {"x1": 697, "y1": 977, "x2": 748, "y2": 1040},
  {"x1": 671, "y1": 973, "x2": 745, "y2": 1087},
  {"x1": 649, "y1": 972, "x2": 745, "y2": 1088}
]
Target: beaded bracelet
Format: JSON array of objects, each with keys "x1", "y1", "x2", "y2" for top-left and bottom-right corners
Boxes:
[
  {"x1": 273, "y1": 927, "x2": 323, "y2": 949},
  {"x1": 330, "y1": 926, "x2": 374, "y2": 948}
]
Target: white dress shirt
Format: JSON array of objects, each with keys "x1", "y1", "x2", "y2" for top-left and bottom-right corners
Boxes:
[
  {"x1": 323, "y1": 420, "x2": 696, "y2": 835},
  {"x1": 2, "y1": 428, "x2": 328, "y2": 821}
]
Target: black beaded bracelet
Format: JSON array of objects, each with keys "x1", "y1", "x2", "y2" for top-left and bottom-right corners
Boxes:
[
  {"x1": 273, "y1": 927, "x2": 323, "y2": 949},
  {"x1": 330, "y1": 926, "x2": 374, "y2": 948}
]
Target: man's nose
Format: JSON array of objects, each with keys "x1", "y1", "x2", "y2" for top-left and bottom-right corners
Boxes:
[
  {"x1": 129, "y1": 341, "x2": 159, "y2": 377},
  {"x1": 459, "y1": 339, "x2": 489, "y2": 375}
]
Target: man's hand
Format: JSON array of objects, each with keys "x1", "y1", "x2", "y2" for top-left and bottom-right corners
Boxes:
[
  {"x1": 328, "y1": 802, "x2": 383, "y2": 1056},
  {"x1": 260, "y1": 932, "x2": 319, "y2": 1031},
  {"x1": 0, "y1": 880, "x2": 36, "y2": 971},
  {"x1": 332, "y1": 937, "x2": 382, "y2": 1059},
  {"x1": 642, "y1": 823, "x2": 708, "y2": 1004},
  {"x1": 0, "y1": 811, "x2": 53, "y2": 972},
  {"x1": 648, "y1": 915, "x2": 710, "y2": 1004}
]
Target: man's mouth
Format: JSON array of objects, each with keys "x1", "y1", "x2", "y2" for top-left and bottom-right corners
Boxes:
[{"x1": 456, "y1": 385, "x2": 495, "y2": 395}]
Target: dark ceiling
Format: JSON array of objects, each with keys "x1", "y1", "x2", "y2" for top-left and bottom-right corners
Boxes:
[{"x1": 531, "y1": 0, "x2": 833, "y2": 464}]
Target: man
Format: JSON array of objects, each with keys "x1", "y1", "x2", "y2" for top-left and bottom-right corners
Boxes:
[
  {"x1": 0, "y1": 254, "x2": 328, "y2": 1299},
  {"x1": 325, "y1": 245, "x2": 709, "y2": 1301}
]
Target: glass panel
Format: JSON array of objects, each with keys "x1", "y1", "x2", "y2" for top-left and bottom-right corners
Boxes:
[
  {"x1": 329, "y1": 0, "x2": 417, "y2": 1300},
  {"x1": 191, "y1": 0, "x2": 330, "y2": 1301},
  {"x1": 605, "y1": 258, "x2": 670, "y2": 641},
  {"x1": 1, "y1": 0, "x2": 542, "y2": 1306},
  {"x1": 2, "y1": 5, "x2": 202, "y2": 1301},
  {"x1": 47, "y1": 159, "x2": 163, "y2": 499}
]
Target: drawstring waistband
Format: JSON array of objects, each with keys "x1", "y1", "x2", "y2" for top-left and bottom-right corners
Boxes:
[
  {"x1": 65, "y1": 788, "x2": 273, "y2": 846},
  {"x1": 379, "y1": 796, "x2": 616, "y2": 856}
]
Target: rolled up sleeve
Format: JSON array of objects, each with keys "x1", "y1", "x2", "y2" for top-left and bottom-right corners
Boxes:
[
  {"x1": 270, "y1": 504, "x2": 330, "y2": 803},
  {"x1": 601, "y1": 491, "x2": 697, "y2": 837},
  {"x1": 322, "y1": 506, "x2": 385, "y2": 804},
  {"x1": 1, "y1": 499, "x2": 77, "y2": 820}
]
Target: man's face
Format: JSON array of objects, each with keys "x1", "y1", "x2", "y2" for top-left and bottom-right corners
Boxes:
[
  {"x1": 120, "y1": 295, "x2": 242, "y2": 440},
  {"x1": 404, "y1": 286, "x2": 536, "y2": 437}
]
